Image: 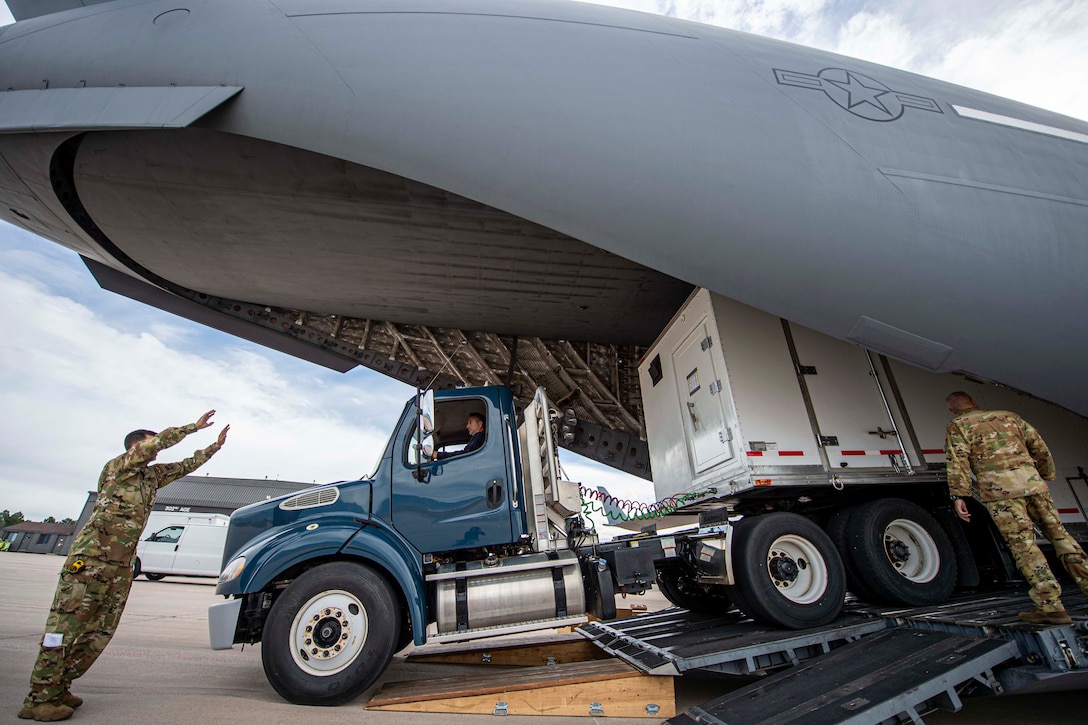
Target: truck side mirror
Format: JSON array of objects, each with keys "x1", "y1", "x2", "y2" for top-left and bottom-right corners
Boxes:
[{"x1": 416, "y1": 388, "x2": 435, "y2": 460}]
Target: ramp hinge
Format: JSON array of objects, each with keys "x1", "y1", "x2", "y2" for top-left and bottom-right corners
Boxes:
[
  {"x1": 797, "y1": 364, "x2": 817, "y2": 375},
  {"x1": 494, "y1": 701, "x2": 508, "y2": 716},
  {"x1": 589, "y1": 703, "x2": 604, "y2": 716},
  {"x1": 646, "y1": 704, "x2": 660, "y2": 716},
  {"x1": 700, "y1": 335, "x2": 713, "y2": 351}
]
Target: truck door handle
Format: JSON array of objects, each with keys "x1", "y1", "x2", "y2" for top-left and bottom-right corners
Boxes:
[
  {"x1": 174, "y1": 544, "x2": 179, "y2": 551},
  {"x1": 486, "y1": 478, "x2": 504, "y2": 509}
]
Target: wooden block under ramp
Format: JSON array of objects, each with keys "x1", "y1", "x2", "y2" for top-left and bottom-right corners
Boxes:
[
  {"x1": 406, "y1": 631, "x2": 608, "y2": 666},
  {"x1": 367, "y1": 658, "x2": 675, "y2": 718}
]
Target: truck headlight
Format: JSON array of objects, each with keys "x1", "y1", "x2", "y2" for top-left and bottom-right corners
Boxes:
[{"x1": 219, "y1": 556, "x2": 246, "y2": 583}]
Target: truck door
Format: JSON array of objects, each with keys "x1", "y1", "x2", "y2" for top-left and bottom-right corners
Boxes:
[
  {"x1": 139, "y1": 525, "x2": 183, "y2": 572},
  {"x1": 673, "y1": 319, "x2": 737, "y2": 473},
  {"x1": 392, "y1": 397, "x2": 517, "y2": 553}
]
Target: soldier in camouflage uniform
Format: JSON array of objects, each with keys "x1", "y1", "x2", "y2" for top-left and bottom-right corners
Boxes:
[
  {"x1": 945, "y1": 392, "x2": 1088, "y2": 626},
  {"x1": 18, "y1": 411, "x2": 228, "y2": 722}
]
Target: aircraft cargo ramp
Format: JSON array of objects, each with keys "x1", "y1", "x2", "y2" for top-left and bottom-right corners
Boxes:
[
  {"x1": 370, "y1": 590, "x2": 1085, "y2": 723},
  {"x1": 578, "y1": 589, "x2": 1086, "y2": 724}
]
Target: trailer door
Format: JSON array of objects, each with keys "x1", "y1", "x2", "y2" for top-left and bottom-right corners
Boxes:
[
  {"x1": 673, "y1": 319, "x2": 736, "y2": 473},
  {"x1": 787, "y1": 325, "x2": 905, "y2": 469}
]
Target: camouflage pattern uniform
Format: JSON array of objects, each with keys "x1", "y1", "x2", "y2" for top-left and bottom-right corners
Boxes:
[
  {"x1": 946, "y1": 408, "x2": 1088, "y2": 613},
  {"x1": 24, "y1": 424, "x2": 221, "y2": 708}
]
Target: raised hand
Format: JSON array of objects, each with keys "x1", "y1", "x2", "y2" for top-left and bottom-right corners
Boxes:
[{"x1": 196, "y1": 409, "x2": 216, "y2": 429}]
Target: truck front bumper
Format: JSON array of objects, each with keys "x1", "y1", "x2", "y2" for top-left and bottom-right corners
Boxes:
[{"x1": 208, "y1": 597, "x2": 243, "y2": 650}]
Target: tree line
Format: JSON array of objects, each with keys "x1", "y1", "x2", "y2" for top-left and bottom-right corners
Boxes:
[{"x1": 0, "y1": 510, "x2": 77, "y2": 528}]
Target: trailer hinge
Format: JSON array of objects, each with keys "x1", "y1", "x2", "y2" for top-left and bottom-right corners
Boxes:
[
  {"x1": 819, "y1": 436, "x2": 839, "y2": 447},
  {"x1": 719, "y1": 429, "x2": 734, "y2": 443},
  {"x1": 589, "y1": 703, "x2": 604, "y2": 716},
  {"x1": 709, "y1": 380, "x2": 723, "y2": 395},
  {"x1": 494, "y1": 701, "x2": 508, "y2": 716},
  {"x1": 700, "y1": 335, "x2": 713, "y2": 351},
  {"x1": 797, "y1": 364, "x2": 817, "y2": 375}
]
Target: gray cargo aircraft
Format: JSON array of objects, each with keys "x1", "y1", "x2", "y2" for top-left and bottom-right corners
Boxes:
[{"x1": 1, "y1": 0, "x2": 1086, "y2": 477}]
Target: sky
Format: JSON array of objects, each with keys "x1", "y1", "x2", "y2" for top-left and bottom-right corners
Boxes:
[{"x1": 1, "y1": 0, "x2": 1087, "y2": 525}]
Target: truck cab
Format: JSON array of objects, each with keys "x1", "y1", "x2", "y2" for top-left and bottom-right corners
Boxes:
[{"x1": 209, "y1": 385, "x2": 606, "y2": 706}]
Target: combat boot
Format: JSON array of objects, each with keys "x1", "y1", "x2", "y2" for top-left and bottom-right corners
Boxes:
[
  {"x1": 58, "y1": 691, "x2": 82, "y2": 709},
  {"x1": 1018, "y1": 607, "x2": 1073, "y2": 625},
  {"x1": 16, "y1": 702, "x2": 73, "y2": 721}
]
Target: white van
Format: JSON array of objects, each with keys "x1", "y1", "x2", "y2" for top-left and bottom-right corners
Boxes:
[{"x1": 134, "y1": 523, "x2": 229, "y2": 580}]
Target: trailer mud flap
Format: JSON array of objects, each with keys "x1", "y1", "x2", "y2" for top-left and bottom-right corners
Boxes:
[{"x1": 670, "y1": 628, "x2": 1018, "y2": 725}]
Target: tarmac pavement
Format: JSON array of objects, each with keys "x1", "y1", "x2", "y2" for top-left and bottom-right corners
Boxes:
[{"x1": 0, "y1": 551, "x2": 1083, "y2": 724}]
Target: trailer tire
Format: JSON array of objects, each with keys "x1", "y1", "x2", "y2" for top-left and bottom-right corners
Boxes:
[
  {"x1": 261, "y1": 561, "x2": 400, "y2": 706},
  {"x1": 825, "y1": 507, "x2": 879, "y2": 603},
  {"x1": 726, "y1": 513, "x2": 845, "y2": 629},
  {"x1": 144, "y1": 572, "x2": 166, "y2": 581},
  {"x1": 845, "y1": 498, "x2": 956, "y2": 606},
  {"x1": 656, "y1": 567, "x2": 733, "y2": 616}
]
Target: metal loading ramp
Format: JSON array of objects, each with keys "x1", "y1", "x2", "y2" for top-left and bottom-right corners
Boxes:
[
  {"x1": 578, "y1": 608, "x2": 887, "y2": 676},
  {"x1": 668, "y1": 628, "x2": 1018, "y2": 725}
]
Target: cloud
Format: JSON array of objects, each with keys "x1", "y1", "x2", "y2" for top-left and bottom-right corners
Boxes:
[{"x1": 0, "y1": 229, "x2": 410, "y2": 520}]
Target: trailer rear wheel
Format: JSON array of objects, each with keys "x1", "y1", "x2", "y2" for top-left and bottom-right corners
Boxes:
[
  {"x1": 656, "y1": 567, "x2": 733, "y2": 616},
  {"x1": 261, "y1": 561, "x2": 400, "y2": 706},
  {"x1": 726, "y1": 513, "x2": 845, "y2": 629},
  {"x1": 845, "y1": 498, "x2": 956, "y2": 606},
  {"x1": 825, "y1": 507, "x2": 879, "y2": 603}
]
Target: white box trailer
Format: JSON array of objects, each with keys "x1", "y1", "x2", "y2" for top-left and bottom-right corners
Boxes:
[
  {"x1": 641, "y1": 288, "x2": 1088, "y2": 525},
  {"x1": 632, "y1": 289, "x2": 1088, "y2": 628}
]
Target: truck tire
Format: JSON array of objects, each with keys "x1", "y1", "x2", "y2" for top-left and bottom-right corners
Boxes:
[
  {"x1": 725, "y1": 513, "x2": 845, "y2": 629},
  {"x1": 261, "y1": 561, "x2": 400, "y2": 706},
  {"x1": 656, "y1": 567, "x2": 733, "y2": 616},
  {"x1": 132, "y1": 557, "x2": 141, "y2": 578},
  {"x1": 824, "y1": 507, "x2": 879, "y2": 603},
  {"x1": 845, "y1": 498, "x2": 957, "y2": 606}
]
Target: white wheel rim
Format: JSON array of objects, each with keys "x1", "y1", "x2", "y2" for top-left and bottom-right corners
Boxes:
[
  {"x1": 883, "y1": 518, "x2": 940, "y2": 583},
  {"x1": 766, "y1": 534, "x2": 829, "y2": 604},
  {"x1": 288, "y1": 589, "x2": 369, "y2": 676}
]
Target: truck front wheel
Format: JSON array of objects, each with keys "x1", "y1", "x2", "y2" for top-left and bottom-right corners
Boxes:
[
  {"x1": 261, "y1": 561, "x2": 400, "y2": 706},
  {"x1": 726, "y1": 513, "x2": 845, "y2": 629}
]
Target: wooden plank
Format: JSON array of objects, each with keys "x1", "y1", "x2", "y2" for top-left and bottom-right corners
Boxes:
[
  {"x1": 368, "y1": 659, "x2": 674, "y2": 717},
  {"x1": 406, "y1": 631, "x2": 606, "y2": 666}
]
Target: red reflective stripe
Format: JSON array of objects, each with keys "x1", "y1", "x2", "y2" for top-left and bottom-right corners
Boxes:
[
  {"x1": 746, "y1": 451, "x2": 763, "y2": 456},
  {"x1": 1058, "y1": 508, "x2": 1080, "y2": 514},
  {"x1": 778, "y1": 451, "x2": 805, "y2": 456},
  {"x1": 879, "y1": 449, "x2": 903, "y2": 455},
  {"x1": 922, "y1": 449, "x2": 944, "y2": 455},
  {"x1": 840, "y1": 450, "x2": 867, "y2": 456}
]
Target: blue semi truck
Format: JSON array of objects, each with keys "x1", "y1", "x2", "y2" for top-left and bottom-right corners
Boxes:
[{"x1": 207, "y1": 291, "x2": 1088, "y2": 706}]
